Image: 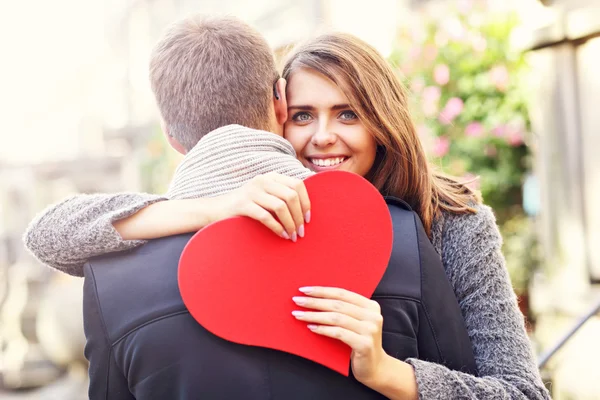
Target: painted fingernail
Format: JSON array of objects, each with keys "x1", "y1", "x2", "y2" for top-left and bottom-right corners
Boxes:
[
  {"x1": 298, "y1": 287, "x2": 314, "y2": 294},
  {"x1": 298, "y1": 224, "x2": 305, "y2": 238},
  {"x1": 291, "y1": 310, "x2": 305, "y2": 317},
  {"x1": 292, "y1": 296, "x2": 306, "y2": 305},
  {"x1": 281, "y1": 231, "x2": 290, "y2": 240},
  {"x1": 307, "y1": 324, "x2": 318, "y2": 331},
  {"x1": 291, "y1": 232, "x2": 297, "y2": 242},
  {"x1": 305, "y1": 211, "x2": 311, "y2": 223}
]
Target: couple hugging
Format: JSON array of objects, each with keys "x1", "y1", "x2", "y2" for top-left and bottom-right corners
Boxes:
[{"x1": 24, "y1": 14, "x2": 549, "y2": 400}]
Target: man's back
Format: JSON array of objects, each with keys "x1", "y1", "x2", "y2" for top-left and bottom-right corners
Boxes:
[
  {"x1": 83, "y1": 202, "x2": 476, "y2": 399},
  {"x1": 83, "y1": 234, "x2": 387, "y2": 400}
]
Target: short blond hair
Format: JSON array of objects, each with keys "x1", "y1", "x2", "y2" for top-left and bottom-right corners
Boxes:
[{"x1": 150, "y1": 15, "x2": 278, "y2": 150}]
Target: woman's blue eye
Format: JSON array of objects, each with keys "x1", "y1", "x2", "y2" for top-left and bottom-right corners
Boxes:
[
  {"x1": 340, "y1": 110, "x2": 357, "y2": 120},
  {"x1": 292, "y1": 112, "x2": 312, "y2": 122}
]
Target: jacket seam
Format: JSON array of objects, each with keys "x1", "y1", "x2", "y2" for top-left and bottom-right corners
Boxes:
[
  {"x1": 87, "y1": 262, "x2": 128, "y2": 399},
  {"x1": 371, "y1": 295, "x2": 421, "y2": 303},
  {"x1": 111, "y1": 310, "x2": 190, "y2": 346},
  {"x1": 412, "y1": 213, "x2": 445, "y2": 361},
  {"x1": 88, "y1": 262, "x2": 112, "y2": 348}
]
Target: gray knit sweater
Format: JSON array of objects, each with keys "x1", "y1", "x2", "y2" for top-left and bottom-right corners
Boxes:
[{"x1": 23, "y1": 125, "x2": 550, "y2": 399}]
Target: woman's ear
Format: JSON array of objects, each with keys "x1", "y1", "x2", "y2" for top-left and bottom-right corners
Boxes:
[{"x1": 273, "y1": 78, "x2": 288, "y2": 125}]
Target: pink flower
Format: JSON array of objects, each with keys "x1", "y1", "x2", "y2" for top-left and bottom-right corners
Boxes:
[
  {"x1": 422, "y1": 86, "x2": 442, "y2": 117},
  {"x1": 401, "y1": 64, "x2": 414, "y2": 75},
  {"x1": 422, "y1": 86, "x2": 441, "y2": 103},
  {"x1": 462, "y1": 172, "x2": 480, "y2": 191},
  {"x1": 410, "y1": 77, "x2": 426, "y2": 94},
  {"x1": 416, "y1": 124, "x2": 433, "y2": 142},
  {"x1": 471, "y1": 35, "x2": 487, "y2": 52},
  {"x1": 432, "y1": 136, "x2": 450, "y2": 157},
  {"x1": 409, "y1": 47, "x2": 422, "y2": 61},
  {"x1": 506, "y1": 129, "x2": 524, "y2": 146},
  {"x1": 457, "y1": 0, "x2": 474, "y2": 14},
  {"x1": 443, "y1": 17, "x2": 466, "y2": 41},
  {"x1": 492, "y1": 125, "x2": 506, "y2": 137},
  {"x1": 434, "y1": 64, "x2": 450, "y2": 86},
  {"x1": 489, "y1": 65, "x2": 509, "y2": 91},
  {"x1": 439, "y1": 97, "x2": 464, "y2": 124},
  {"x1": 410, "y1": 24, "x2": 427, "y2": 44},
  {"x1": 423, "y1": 45, "x2": 438, "y2": 62},
  {"x1": 465, "y1": 122, "x2": 484, "y2": 137}
]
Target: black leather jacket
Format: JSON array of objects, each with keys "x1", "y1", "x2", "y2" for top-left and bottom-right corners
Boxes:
[{"x1": 83, "y1": 199, "x2": 476, "y2": 399}]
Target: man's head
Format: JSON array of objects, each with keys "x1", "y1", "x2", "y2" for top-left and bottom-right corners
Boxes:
[{"x1": 149, "y1": 15, "x2": 288, "y2": 153}]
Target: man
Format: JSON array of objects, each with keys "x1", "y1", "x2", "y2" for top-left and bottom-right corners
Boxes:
[{"x1": 24, "y1": 15, "x2": 476, "y2": 399}]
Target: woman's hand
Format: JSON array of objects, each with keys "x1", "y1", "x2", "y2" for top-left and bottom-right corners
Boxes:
[
  {"x1": 291, "y1": 286, "x2": 419, "y2": 400},
  {"x1": 291, "y1": 286, "x2": 388, "y2": 386},
  {"x1": 218, "y1": 172, "x2": 311, "y2": 241}
]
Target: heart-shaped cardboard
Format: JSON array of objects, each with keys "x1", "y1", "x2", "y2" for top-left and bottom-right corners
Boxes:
[{"x1": 178, "y1": 170, "x2": 393, "y2": 376}]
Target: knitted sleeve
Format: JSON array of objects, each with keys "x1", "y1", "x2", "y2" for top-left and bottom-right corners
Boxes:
[
  {"x1": 406, "y1": 205, "x2": 550, "y2": 399},
  {"x1": 23, "y1": 193, "x2": 165, "y2": 277}
]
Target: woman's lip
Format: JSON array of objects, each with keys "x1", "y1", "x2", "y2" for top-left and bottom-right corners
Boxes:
[{"x1": 306, "y1": 154, "x2": 349, "y2": 159}]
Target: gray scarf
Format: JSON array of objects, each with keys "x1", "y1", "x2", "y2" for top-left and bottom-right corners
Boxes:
[{"x1": 166, "y1": 125, "x2": 314, "y2": 199}]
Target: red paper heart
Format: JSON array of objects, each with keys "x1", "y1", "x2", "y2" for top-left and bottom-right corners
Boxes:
[{"x1": 178, "y1": 170, "x2": 393, "y2": 375}]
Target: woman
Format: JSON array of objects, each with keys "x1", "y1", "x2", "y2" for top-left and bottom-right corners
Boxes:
[{"x1": 24, "y1": 33, "x2": 549, "y2": 399}]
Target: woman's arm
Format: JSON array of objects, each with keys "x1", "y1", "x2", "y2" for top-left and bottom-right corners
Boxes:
[
  {"x1": 287, "y1": 206, "x2": 549, "y2": 399},
  {"x1": 112, "y1": 197, "x2": 223, "y2": 240},
  {"x1": 23, "y1": 192, "x2": 166, "y2": 277},
  {"x1": 114, "y1": 172, "x2": 311, "y2": 242},
  {"x1": 24, "y1": 173, "x2": 311, "y2": 277},
  {"x1": 401, "y1": 206, "x2": 549, "y2": 399}
]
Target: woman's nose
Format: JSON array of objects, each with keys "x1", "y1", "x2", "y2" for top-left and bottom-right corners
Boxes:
[{"x1": 311, "y1": 123, "x2": 337, "y2": 147}]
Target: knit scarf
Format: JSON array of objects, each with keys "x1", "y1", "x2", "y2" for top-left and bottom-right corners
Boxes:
[{"x1": 166, "y1": 125, "x2": 314, "y2": 200}]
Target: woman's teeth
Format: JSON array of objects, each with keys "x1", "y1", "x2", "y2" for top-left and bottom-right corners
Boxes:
[{"x1": 310, "y1": 157, "x2": 346, "y2": 167}]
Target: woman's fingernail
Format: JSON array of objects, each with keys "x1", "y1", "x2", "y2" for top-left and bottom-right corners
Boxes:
[
  {"x1": 307, "y1": 324, "x2": 318, "y2": 331},
  {"x1": 281, "y1": 231, "x2": 290, "y2": 240},
  {"x1": 292, "y1": 310, "x2": 305, "y2": 317},
  {"x1": 305, "y1": 211, "x2": 311, "y2": 223},
  {"x1": 292, "y1": 296, "x2": 306, "y2": 305},
  {"x1": 298, "y1": 225, "x2": 305, "y2": 238},
  {"x1": 298, "y1": 287, "x2": 314, "y2": 294},
  {"x1": 291, "y1": 232, "x2": 297, "y2": 242}
]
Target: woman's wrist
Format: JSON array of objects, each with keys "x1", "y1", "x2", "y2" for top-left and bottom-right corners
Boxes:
[
  {"x1": 188, "y1": 196, "x2": 226, "y2": 228},
  {"x1": 366, "y1": 355, "x2": 419, "y2": 400}
]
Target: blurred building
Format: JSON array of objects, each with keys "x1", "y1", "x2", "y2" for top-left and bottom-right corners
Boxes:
[{"x1": 522, "y1": 0, "x2": 600, "y2": 398}]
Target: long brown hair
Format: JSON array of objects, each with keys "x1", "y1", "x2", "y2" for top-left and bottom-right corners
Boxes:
[{"x1": 282, "y1": 33, "x2": 481, "y2": 236}]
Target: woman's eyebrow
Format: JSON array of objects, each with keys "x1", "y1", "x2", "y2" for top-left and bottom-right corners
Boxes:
[
  {"x1": 330, "y1": 104, "x2": 351, "y2": 111},
  {"x1": 287, "y1": 105, "x2": 314, "y2": 111},
  {"x1": 288, "y1": 104, "x2": 351, "y2": 111}
]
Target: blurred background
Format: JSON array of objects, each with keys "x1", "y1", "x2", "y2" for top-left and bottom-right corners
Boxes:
[{"x1": 1, "y1": 0, "x2": 599, "y2": 398}]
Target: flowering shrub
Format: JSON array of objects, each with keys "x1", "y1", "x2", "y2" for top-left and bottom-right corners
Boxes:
[
  {"x1": 390, "y1": 0, "x2": 531, "y2": 223},
  {"x1": 390, "y1": 0, "x2": 536, "y2": 294}
]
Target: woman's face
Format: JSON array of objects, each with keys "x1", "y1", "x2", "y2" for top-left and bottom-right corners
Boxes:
[{"x1": 284, "y1": 68, "x2": 377, "y2": 177}]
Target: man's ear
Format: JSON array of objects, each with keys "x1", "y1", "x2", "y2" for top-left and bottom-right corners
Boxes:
[
  {"x1": 273, "y1": 78, "x2": 288, "y2": 125},
  {"x1": 162, "y1": 123, "x2": 187, "y2": 155}
]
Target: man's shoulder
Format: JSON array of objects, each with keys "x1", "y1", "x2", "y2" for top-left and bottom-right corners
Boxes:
[{"x1": 84, "y1": 233, "x2": 194, "y2": 342}]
